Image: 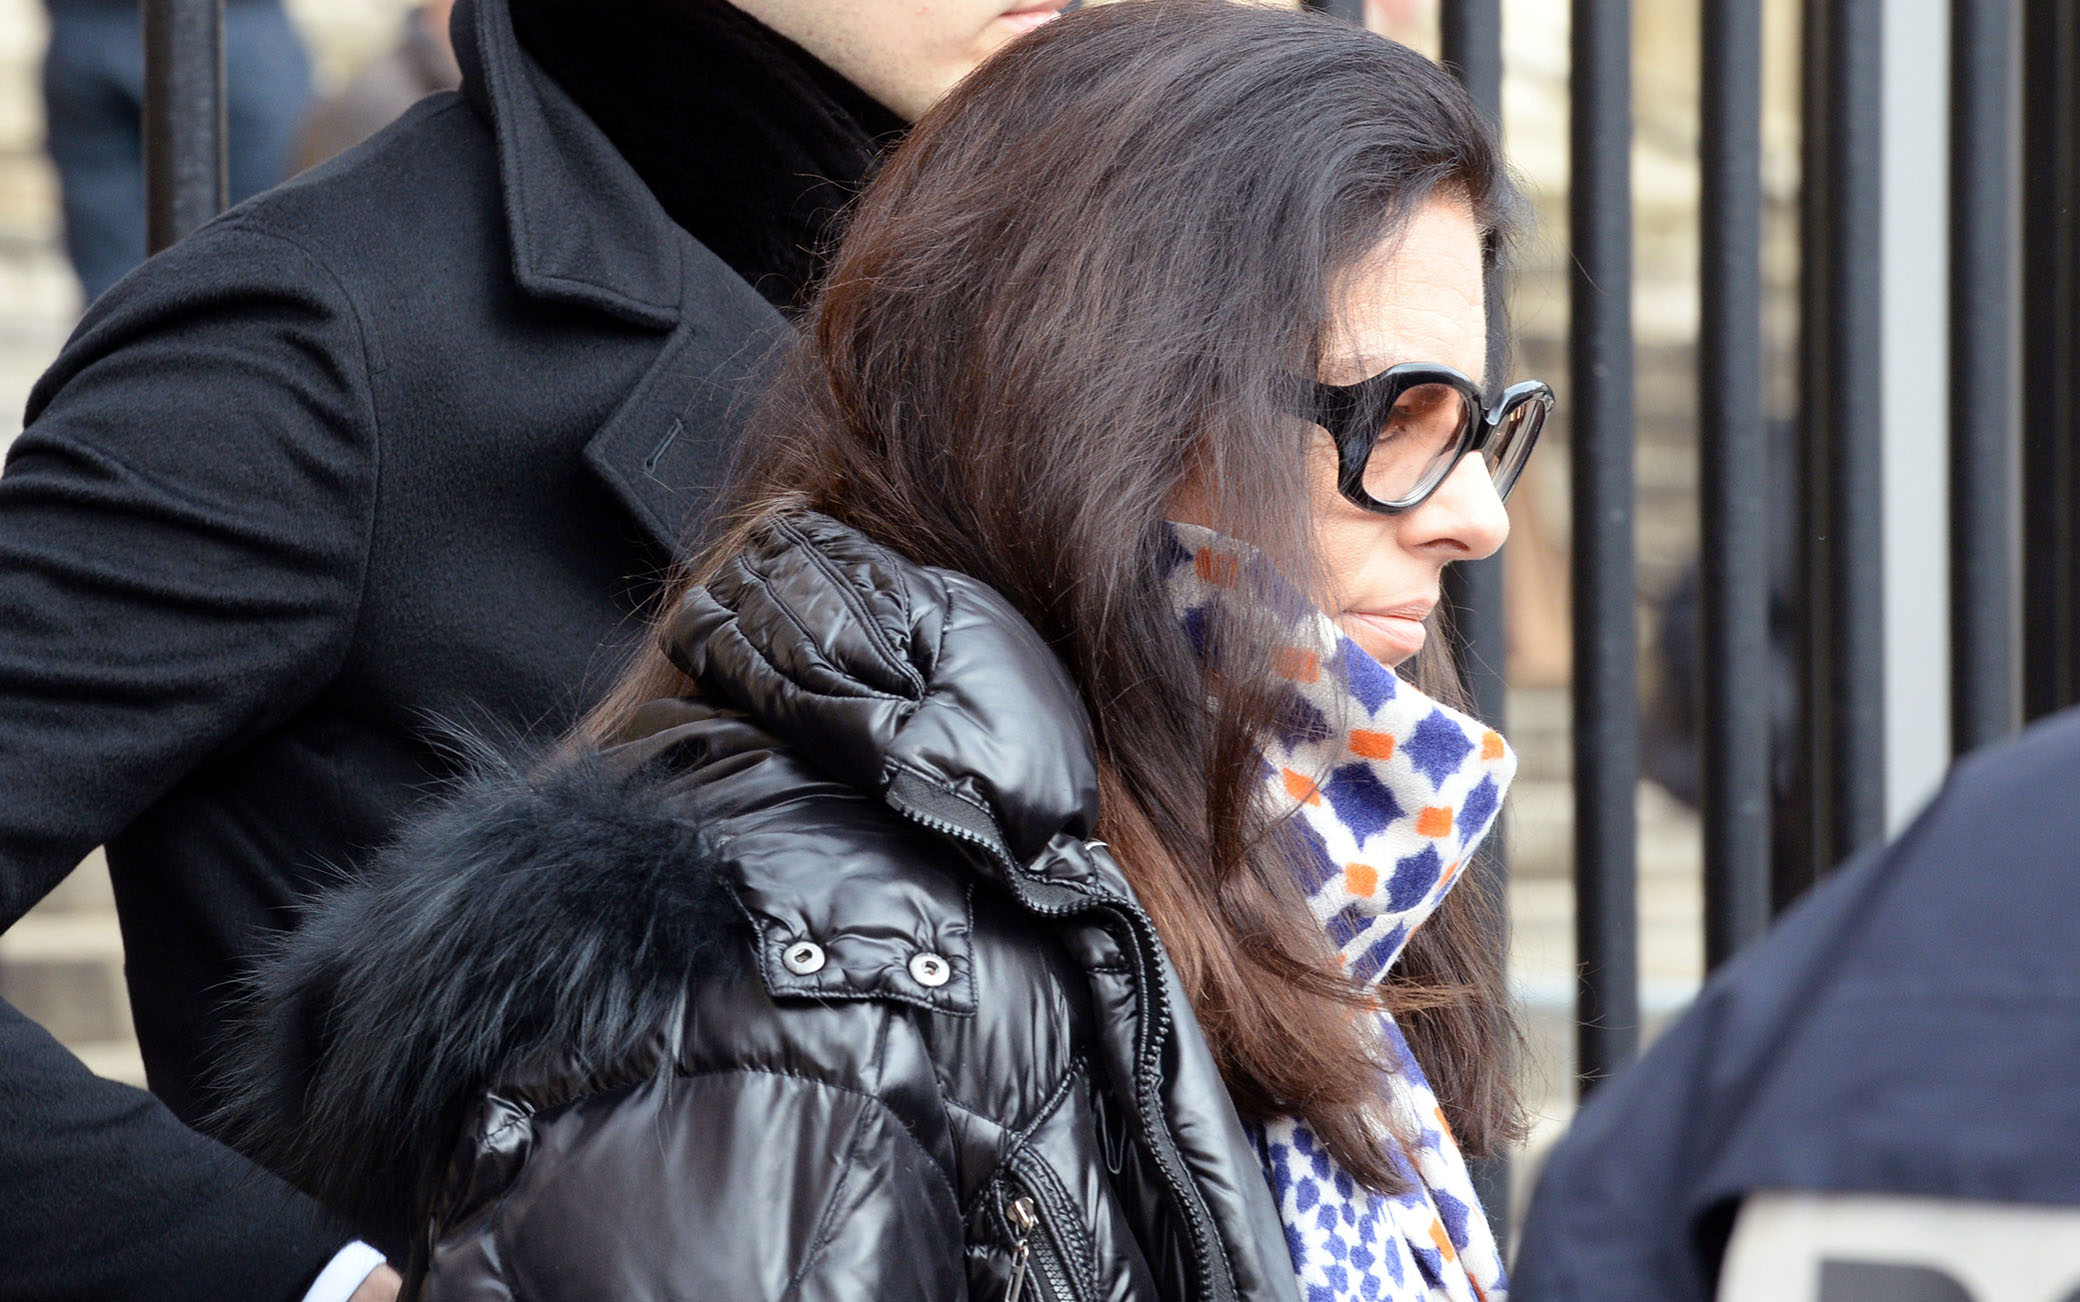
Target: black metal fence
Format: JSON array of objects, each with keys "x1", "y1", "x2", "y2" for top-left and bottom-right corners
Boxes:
[
  {"x1": 148, "y1": 0, "x2": 2080, "y2": 1229},
  {"x1": 1304, "y1": 0, "x2": 2078, "y2": 1218},
  {"x1": 1321, "y1": 0, "x2": 2075, "y2": 1062}
]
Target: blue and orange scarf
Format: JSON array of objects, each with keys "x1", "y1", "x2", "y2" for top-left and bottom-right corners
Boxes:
[{"x1": 1165, "y1": 524, "x2": 1517, "y2": 1302}]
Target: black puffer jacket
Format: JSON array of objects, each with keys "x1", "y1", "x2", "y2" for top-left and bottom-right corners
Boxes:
[{"x1": 232, "y1": 513, "x2": 1295, "y2": 1300}]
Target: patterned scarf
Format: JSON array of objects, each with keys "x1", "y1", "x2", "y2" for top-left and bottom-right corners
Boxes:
[{"x1": 1163, "y1": 524, "x2": 1517, "y2": 1302}]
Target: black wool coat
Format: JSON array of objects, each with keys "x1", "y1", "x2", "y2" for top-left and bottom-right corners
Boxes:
[
  {"x1": 226, "y1": 514, "x2": 1300, "y2": 1302},
  {"x1": 0, "y1": 0, "x2": 784, "y2": 1294}
]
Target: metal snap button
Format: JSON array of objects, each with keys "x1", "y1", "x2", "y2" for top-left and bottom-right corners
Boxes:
[
  {"x1": 908, "y1": 952, "x2": 951, "y2": 988},
  {"x1": 781, "y1": 941, "x2": 826, "y2": 975}
]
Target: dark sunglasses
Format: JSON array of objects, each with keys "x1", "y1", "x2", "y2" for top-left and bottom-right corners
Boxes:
[{"x1": 1288, "y1": 362, "x2": 1555, "y2": 514}]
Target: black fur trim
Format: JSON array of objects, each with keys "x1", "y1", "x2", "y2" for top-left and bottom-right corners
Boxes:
[{"x1": 212, "y1": 741, "x2": 746, "y2": 1242}]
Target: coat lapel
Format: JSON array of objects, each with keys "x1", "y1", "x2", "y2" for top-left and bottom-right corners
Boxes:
[
  {"x1": 456, "y1": 0, "x2": 792, "y2": 555},
  {"x1": 582, "y1": 247, "x2": 788, "y2": 555}
]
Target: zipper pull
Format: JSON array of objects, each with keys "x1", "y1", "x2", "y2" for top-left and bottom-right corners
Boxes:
[{"x1": 1005, "y1": 1194, "x2": 1038, "y2": 1302}]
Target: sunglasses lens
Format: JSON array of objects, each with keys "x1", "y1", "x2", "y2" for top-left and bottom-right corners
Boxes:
[
  {"x1": 1485, "y1": 394, "x2": 1549, "y2": 500},
  {"x1": 1360, "y1": 381, "x2": 1477, "y2": 505}
]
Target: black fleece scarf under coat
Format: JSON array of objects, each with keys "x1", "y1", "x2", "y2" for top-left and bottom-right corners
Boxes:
[{"x1": 510, "y1": 0, "x2": 905, "y2": 313}]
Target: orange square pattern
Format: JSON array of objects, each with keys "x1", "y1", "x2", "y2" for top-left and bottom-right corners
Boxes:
[
  {"x1": 1194, "y1": 547, "x2": 1239, "y2": 587},
  {"x1": 1282, "y1": 768, "x2": 1323, "y2": 806},
  {"x1": 1273, "y1": 646, "x2": 1320, "y2": 683},
  {"x1": 1348, "y1": 728, "x2": 1396, "y2": 760}
]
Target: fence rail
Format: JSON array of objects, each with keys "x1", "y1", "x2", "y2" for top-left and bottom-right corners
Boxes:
[
  {"x1": 1566, "y1": 0, "x2": 1640, "y2": 1095},
  {"x1": 142, "y1": 0, "x2": 226, "y2": 254},
  {"x1": 2021, "y1": 0, "x2": 2080, "y2": 722},
  {"x1": 1948, "y1": 0, "x2": 2020, "y2": 756},
  {"x1": 1698, "y1": 0, "x2": 1772, "y2": 969}
]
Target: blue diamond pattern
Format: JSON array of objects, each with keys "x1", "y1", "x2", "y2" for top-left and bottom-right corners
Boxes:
[
  {"x1": 1349, "y1": 922, "x2": 1409, "y2": 985},
  {"x1": 1386, "y1": 844, "x2": 1442, "y2": 912},
  {"x1": 1321, "y1": 762, "x2": 1404, "y2": 842},
  {"x1": 1180, "y1": 604, "x2": 1211, "y2": 656},
  {"x1": 1337, "y1": 642, "x2": 1400, "y2": 712},
  {"x1": 1325, "y1": 902, "x2": 1369, "y2": 950},
  {"x1": 1284, "y1": 818, "x2": 1340, "y2": 895},
  {"x1": 1274, "y1": 688, "x2": 1333, "y2": 746},
  {"x1": 1434, "y1": 1189, "x2": 1472, "y2": 1247},
  {"x1": 1460, "y1": 773, "x2": 1499, "y2": 847},
  {"x1": 1404, "y1": 709, "x2": 1476, "y2": 788}
]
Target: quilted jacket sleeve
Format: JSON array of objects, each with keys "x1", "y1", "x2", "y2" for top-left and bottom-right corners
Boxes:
[{"x1": 423, "y1": 1068, "x2": 968, "y2": 1301}]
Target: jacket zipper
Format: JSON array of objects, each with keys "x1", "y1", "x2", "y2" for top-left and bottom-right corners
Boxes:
[
  {"x1": 1003, "y1": 1188, "x2": 1079, "y2": 1302},
  {"x1": 888, "y1": 774, "x2": 1236, "y2": 1302},
  {"x1": 1005, "y1": 1193, "x2": 1042, "y2": 1302}
]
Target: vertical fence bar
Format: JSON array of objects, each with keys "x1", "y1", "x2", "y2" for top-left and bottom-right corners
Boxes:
[
  {"x1": 1441, "y1": 0, "x2": 1510, "y2": 740},
  {"x1": 1790, "y1": 0, "x2": 1885, "y2": 906},
  {"x1": 2020, "y1": 0, "x2": 2079, "y2": 721},
  {"x1": 142, "y1": 0, "x2": 227, "y2": 255},
  {"x1": 1439, "y1": 0, "x2": 1512, "y2": 1234},
  {"x1": 1441, "y1": 0, "x2": 1504, "y2": 132},
  {"x1": 1698, "y1": 0, "x2": 1771, "y2": 967},
  {"x1": 1569, "y1": 0, "x2": 1638, "y2": 1093},
  {"x1": 1949, "y1": 0, "x2": 2020, "y2": 755},
  {"x1": 1787, "y1": 0, "x2": 1826, "y2": 905}
]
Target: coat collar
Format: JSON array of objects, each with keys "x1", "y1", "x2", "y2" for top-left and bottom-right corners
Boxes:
[
  {"x1": 451, "y1": 0, "x2": 782, "y2": 336},
  {"x1": 507, "y1": 0, "x2": 902, "y2": 314},
  {"x1": 451, "y1": 0, "x2": 789, "y2": 555}
]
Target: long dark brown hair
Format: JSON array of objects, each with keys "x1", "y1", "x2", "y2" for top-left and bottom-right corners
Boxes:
[{"x1": 588, "y1": 0, "x2": 1526, "y2": 1188}]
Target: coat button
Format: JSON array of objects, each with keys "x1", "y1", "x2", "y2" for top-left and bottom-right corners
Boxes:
[
  {"x1": 908, "y1": 952, "x2": 951, "y2": 988},
  {"x1": 781, "y1": 941, "x2": 826, "y2": 975}
]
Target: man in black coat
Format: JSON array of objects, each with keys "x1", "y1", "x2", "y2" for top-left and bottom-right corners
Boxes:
[
  {"x1": 0, "y1": 0, "x2": 1068, "y2": 1297},
  {"x1": 1510, "y1": 706, "x2": 2080, "y2": 1300}
]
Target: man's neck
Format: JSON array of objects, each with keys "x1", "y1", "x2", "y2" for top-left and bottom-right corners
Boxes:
[{"x1": 510, "y1": 0, "x2": 904, "y2": 314}]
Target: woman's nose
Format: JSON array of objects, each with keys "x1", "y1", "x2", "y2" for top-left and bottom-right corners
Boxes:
[{"x1": 1403, "y1": 453, "x2": 1511, "y2": 560}]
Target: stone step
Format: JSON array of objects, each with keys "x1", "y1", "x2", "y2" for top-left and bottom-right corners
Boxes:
[
  {"x1": 63, "y1": 1039, "x2": 149, "y2": 1088},
  {"x1": 0, "y1": 853, "x2": 143, "y2": 1081}
]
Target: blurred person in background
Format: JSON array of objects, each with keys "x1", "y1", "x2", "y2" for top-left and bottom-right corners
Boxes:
[
  {"x1": 293, "y1": 0, "x2": 460, "y2": 172},
  {"x1": 1638, "y1": 419, "x2": 1802, "y2": 848},
  {"x1": 0, "y1": 2, "x2": 1076, "y2": 1300},
  {"x1": 221, "y1": 4, "x2": 1552, "y2": 1297},
  {"x1": 41, "y1": 0, "x2": 312, "y2": 303}
]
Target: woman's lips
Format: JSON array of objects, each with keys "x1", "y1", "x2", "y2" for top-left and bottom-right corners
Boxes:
[
  {"x1": 998, "y1": 3, "x2": 1067, "y2": 34},
  {"x1": 1341, "y1": 608, "x2": 1431, "y2": 663}
]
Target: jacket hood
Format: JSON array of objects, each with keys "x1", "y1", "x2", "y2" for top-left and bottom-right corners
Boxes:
[{"x1": 660, "y1": 512, "x2": 1103, "y2": 868}]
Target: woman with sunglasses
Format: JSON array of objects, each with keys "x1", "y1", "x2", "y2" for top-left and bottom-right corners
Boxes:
[{"x1": 225, "y1": 3, "x2": 1550, "y2": 1298}]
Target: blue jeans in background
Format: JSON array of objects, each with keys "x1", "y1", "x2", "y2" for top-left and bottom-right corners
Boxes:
[{"x1": 42, "y1": 0, "x2": 313, "y2": 305}]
